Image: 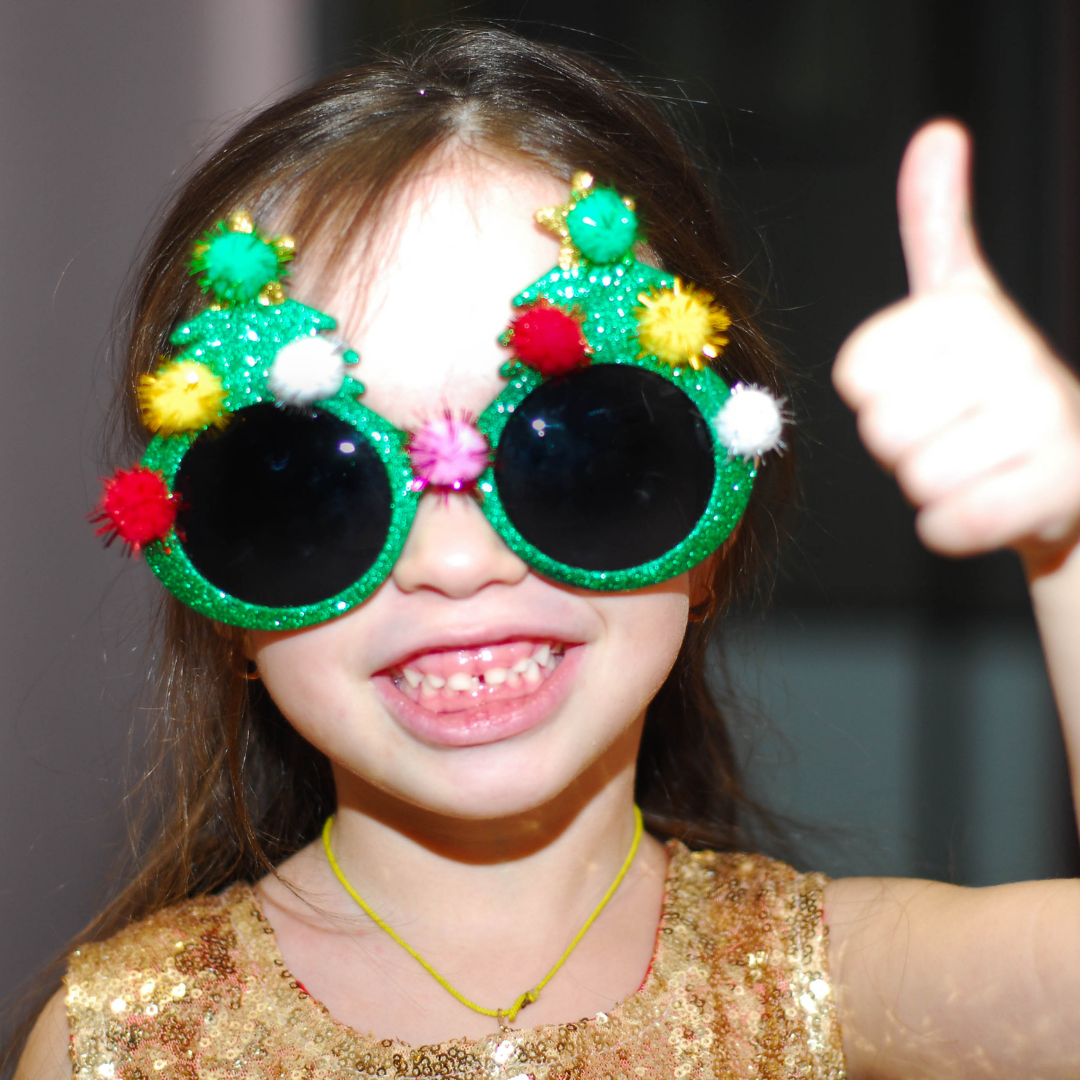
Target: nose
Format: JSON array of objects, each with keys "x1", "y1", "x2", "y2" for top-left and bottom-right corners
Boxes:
[{"x1": 391, "y1": 493, "x2": 529, "y2": 598}]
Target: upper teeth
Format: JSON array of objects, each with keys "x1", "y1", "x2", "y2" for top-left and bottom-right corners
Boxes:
[{"x1": 401, "y1": 642, "x2": 561, "y2": 695}]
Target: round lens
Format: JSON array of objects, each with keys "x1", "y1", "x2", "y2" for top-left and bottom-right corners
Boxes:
[
  {"x1": 174, "y1": 403, "x2": 392, "y2": 607},
  {"x1": 494, "y1": 366, "x2": 716, "y2": 572}
]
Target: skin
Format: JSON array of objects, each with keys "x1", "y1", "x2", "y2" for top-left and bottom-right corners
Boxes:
[
  {"x1": 243, "y1": 154, "x2": 677, "y2": 1046},
  {"x1": 17, "y1": 125, "x2": 1080, "y2": 1077},
  {"x1": 826, "y1": 121, "x2": 1080, "y2": 1078}
]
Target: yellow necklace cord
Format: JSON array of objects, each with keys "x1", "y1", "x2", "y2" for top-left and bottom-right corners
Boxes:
[{"x1": 322, "y1": 805, "x2": 644, "y2": 1027}]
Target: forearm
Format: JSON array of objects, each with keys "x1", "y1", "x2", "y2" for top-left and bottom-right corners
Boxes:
[{"x1": 1027, "y1": 539, "x2": 1080, "y2": 829}]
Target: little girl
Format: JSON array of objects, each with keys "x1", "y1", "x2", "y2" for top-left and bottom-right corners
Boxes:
[{"x1": 14, "y1": 26, "x2": 1080, "y2": 1080}]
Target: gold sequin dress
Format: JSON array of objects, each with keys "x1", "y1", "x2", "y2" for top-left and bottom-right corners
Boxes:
[{"x1": 66, "y1": 844, "x2": 846, "y2": 1079}]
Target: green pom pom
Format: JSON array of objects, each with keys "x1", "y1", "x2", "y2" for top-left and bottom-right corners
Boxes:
[
  {"x1": 191, "y1": 227, "x2": 283, "y2": 303},
  {"x1": 566, "y1": 188, "x2": 638, "y2": 263}
]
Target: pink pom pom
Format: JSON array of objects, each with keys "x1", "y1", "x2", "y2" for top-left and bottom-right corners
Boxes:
[{"x1": 408, "y1": 415, "x2": 489, "y2": 492}]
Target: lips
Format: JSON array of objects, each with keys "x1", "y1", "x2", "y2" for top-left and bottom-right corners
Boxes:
[{"x1": 373, "y1": 638, "x2": 581, "y2": 748}]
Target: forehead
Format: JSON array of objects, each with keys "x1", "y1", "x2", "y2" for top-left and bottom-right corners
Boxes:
[{"x1": 294, "y1": 155, "x2": 567, "y2": 430}]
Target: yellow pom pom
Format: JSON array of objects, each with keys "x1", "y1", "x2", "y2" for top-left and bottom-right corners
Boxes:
[
  {"x1": 138, "y1": 360, "x2": 228, "y2": 435},
  {"x1": 635, "y1": 279, "x2": 732, "y2": 370}
]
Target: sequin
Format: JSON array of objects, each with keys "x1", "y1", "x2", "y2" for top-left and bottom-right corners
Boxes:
[{"x1": 66, "y1": 844, "x2": 845, "y2": 1079}]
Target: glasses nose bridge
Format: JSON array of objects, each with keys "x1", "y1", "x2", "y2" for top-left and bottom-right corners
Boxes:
[{"x1": 391, "y1": 491, "x2": 528, "y2": 598}]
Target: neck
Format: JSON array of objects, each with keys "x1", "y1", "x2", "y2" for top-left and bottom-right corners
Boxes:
[
  {"x1": 259, "y1": 719, "x2": 669, "y2": 1042},
  {"x1": 336, "y1": 771, "x2": 633, "y2": 861},
  {"x1": 328, "y1": 769, "x2": 639, "y2": 920},
  {"x1": 305, "y1": 717, "x2": 645, "y2": 943}
]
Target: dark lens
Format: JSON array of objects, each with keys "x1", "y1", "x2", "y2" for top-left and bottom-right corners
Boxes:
[
  {"x1": 174, "y1": 403, "x2": 392, "y2": 607},
  {"x1": 495, "y1": 366, "x2": 715, "y2": 572}
]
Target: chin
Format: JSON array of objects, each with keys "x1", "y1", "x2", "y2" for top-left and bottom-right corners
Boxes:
[{"x1": 331, "y1": 690, "x2": 640, "y2": 827}]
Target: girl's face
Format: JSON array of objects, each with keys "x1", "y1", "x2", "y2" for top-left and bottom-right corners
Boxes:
[{"x1": 247, "y1": 153, "x2": 691, "y2": 821}]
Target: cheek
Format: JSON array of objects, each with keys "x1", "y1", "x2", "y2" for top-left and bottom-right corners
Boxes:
[
  {"x1": 242, "y1": 578, "x2": 692, "y2": 817},
  {"x1": 248, "y1": 627, "x2": 357, "y2": 743},
  {"x1": 251, "y1": 632, "x2": 407, "y2": 794},
  {"x1": 589, "y1": 580, "x2": 691, "y2": 716},
  {"x1": 247, "y1": 609, "x2": 415, "y2": 788}
]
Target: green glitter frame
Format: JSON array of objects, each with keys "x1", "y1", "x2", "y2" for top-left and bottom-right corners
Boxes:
[
  {"x1": 135, "y1": 205, "x2": 759, "y2": 629},
  {"x1": 139, "y1": 294, "x2": 418, "y2": 630},
  {"x1": 143, "y1": 397, "x2": 416, "y2": 630},
  {"x1": 474, "y1": 258, "x2": 755, "y2": 592}
]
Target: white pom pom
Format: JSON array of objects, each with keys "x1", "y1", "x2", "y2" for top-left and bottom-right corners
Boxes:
[
  {"x1": 713, "y1": 383, "x2": 784, "y2": 458},
  {"x1": 267, "y1": 335, "x2": 348, "y2": 405}
]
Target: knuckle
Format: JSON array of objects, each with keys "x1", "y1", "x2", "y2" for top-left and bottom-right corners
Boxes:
[
  {"x1": 856, "y1": 407, "x2": 905, "y2": 465},
  {"x1": 834, "y1": 305, "x2": 919, "y2": 399},
  {"x1": 919, "y1": 501, "x2": 998, "y2": 554}
]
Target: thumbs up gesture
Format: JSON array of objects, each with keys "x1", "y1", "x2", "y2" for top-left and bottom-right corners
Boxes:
[{"x1": 834, "y1": 120, "x2": 1080, "y2": 574}]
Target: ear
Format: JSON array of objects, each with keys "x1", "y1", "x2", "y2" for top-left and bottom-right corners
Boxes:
[
  {"x1": 689, "y1": 553, "x2": 717, "y2": 607},
  {"x1": 688, "y1": 552, "x2": 720, "y2": 620},
  {"x1": 688, "y1": 528, "x2": 741, "y2": 620}
]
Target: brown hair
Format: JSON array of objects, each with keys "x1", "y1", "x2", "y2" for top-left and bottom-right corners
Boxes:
[{"x1": 5, "y1": 23, "x2": 791, "y2": 1068}]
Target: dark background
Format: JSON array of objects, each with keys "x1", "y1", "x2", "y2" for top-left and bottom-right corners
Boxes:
[
  {"x1": 319, "y1": 0, "x2": 1080, "y2": 881},
  {"x1": 1, "y1": 0, "x2": 1077, "y2": 1010},
  {"x1": 321, "y1": 0, "x2": 1078, "y2": 612}
]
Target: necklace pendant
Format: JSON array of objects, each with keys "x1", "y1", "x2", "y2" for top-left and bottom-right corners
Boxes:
[{"x1": 497, "y1": 1011, "x2": 513, "y2": 1032}]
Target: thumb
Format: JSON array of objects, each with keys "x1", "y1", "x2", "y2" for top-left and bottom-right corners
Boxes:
[{"x1": 898, "y1": 119, "x2": 992, "y2": 295}]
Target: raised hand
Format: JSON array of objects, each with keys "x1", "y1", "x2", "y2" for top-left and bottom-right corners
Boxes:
[
  {"x1": 833, "y1": 119, "x2": 1080, "y2": 575},
  {"x1": 828, "y1": 129, "x2": 1080, "y2": 1080}
]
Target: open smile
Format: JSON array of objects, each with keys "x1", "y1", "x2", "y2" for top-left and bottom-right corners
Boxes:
[
  {"x1": 373, "y1": 639, "x2": 580, "y2": 747},
  {"x1": 389, "y1": 640, "x2": 565, "y2": 712}
]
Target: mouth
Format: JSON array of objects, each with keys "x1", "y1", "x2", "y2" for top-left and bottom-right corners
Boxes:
[
  {"x1": 373, "y1": 639, "x2": 579, "y2": 747},
  {"x1": 388, "y1": 640, "x2": 566, "y2": 713}
]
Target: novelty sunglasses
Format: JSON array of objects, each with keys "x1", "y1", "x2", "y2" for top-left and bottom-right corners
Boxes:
[{"x1": 95, "y1": 178, "x2": 782, "y2": 630}]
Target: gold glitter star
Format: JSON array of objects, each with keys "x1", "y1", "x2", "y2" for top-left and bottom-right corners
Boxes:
[
  {"x1": 258, "y1": 280, "x2": 286, "y2": 306},
  {"x1": 226, "y1": 209, "x2": 254, "y2": 234}
]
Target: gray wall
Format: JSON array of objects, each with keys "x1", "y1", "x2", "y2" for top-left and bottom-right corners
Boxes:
[
  {"x1": 0, "y1": 0, "x2": 314, "y2": 1001},
  {"x1": 724, "y1": 615, "x2": 1070, "y2": 883}
]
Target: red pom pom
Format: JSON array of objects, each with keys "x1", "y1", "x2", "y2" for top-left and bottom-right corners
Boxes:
[
  {"x1": 92, "y1": 465, "x2": 177, "y2": 554},
  {"x1": 508, "y1": 301, "x2": 591, "y2": 376}
]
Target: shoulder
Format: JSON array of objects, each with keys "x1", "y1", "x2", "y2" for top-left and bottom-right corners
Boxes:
[
  {"x1": 667, "y1": 845, "x2": 830, "y2": 936},
  {"x1": 66, "y1": 886, "x2": 248, "y2": 1008},
  {"x1": 659, "y1": 846, "x2": 842, "y2": 1069},
  {"x1": 64, "y1": 886, "x2": 260, "y2": 1080},
  {"x1": 15, "y1": 991, "x2": 71, "y2": 1080}
]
